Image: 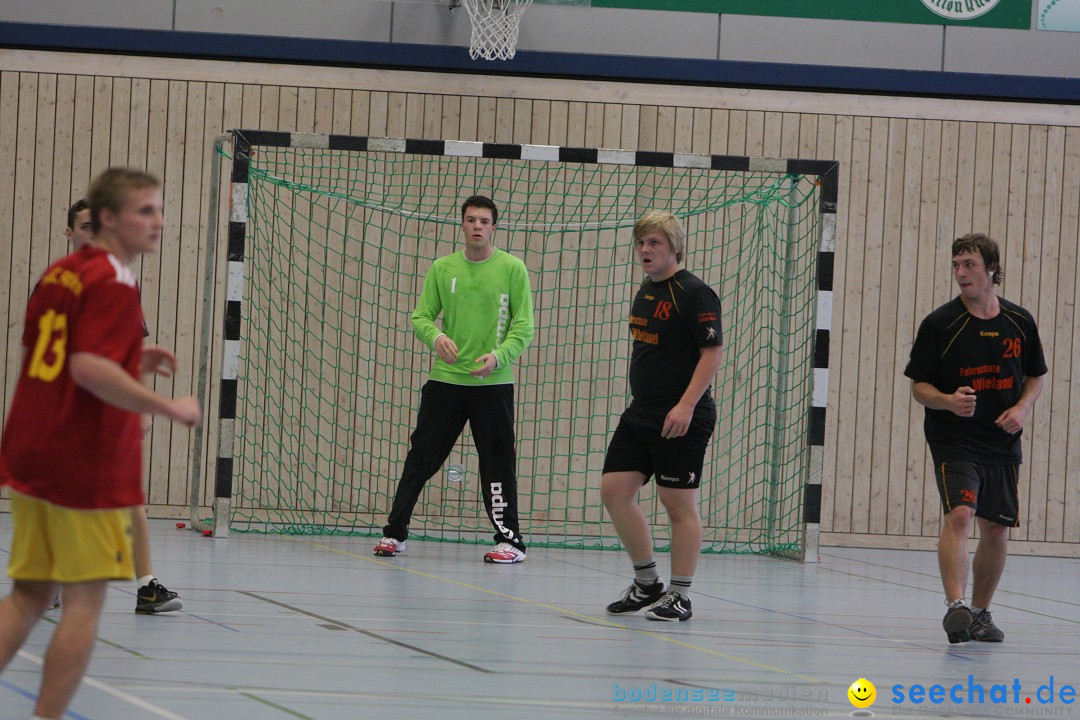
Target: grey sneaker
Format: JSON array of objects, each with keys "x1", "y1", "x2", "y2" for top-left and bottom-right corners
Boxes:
[
  {"x1": 942, "y1": 604, "x2": 972, "y2": 643},
  {"x1": 970, "y1": 609, "x2": 1004, "y2": 642},
  {"x1": 606, "y1": 580, "x2": 665, "y2": 615}
]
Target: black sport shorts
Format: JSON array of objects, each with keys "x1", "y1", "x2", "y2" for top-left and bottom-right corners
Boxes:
[
  {"x1": 603, "y1": 403, "x2": 716, "y2": 488},
  {"x1": 934, "y1": 461, "x2": 1020, "y2": 527}
]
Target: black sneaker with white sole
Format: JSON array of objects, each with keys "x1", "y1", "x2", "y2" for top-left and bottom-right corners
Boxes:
[
  {"x1": 645, "y1": 590, "x2": 692, "y2": 622},
  {"x1": 136, "y1": 579, "x2": 183, "y2": 614},
  {"x1": 606, "y1": 580, "x2": 665, "y2": 615}
]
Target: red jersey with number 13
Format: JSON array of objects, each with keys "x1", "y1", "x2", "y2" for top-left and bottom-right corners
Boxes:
[{"x1": 0, "y1": 245, "x2": 145, "y2": 509}]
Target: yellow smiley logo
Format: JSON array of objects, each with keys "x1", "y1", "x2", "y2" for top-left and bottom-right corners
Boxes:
[{"x1": 848, "y1": 678, "x2": 876, "y2": 709}]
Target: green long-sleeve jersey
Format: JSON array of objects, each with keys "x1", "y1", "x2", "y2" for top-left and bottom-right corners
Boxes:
[{"x1": 412, "y1": 248, "x2": 534, "y2": 386}]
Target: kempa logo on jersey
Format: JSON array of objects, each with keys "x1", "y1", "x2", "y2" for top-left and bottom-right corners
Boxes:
[
  {"x1": 920, "y1": 0, "x2": 1001, "y2": 19},
  {"x1": 496, "y1": 293, "x2": 510, "y2": 340}
]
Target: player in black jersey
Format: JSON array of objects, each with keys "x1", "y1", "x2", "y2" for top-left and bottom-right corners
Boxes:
[
  {"x1": 904, "y1": 233, "x2": 1046, "y2": 644},
  {"x1": 601, "y1": 211, "x2": 724, "y2": 622}
]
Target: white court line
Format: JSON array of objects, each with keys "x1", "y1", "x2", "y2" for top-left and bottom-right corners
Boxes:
[{"x1": 16, "y1": 649, "x2": 191, "y2": 720}]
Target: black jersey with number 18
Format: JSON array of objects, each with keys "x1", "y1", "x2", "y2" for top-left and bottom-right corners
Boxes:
[{"x1": 627, "y1": 269, "x2": 723, "y2": 409}]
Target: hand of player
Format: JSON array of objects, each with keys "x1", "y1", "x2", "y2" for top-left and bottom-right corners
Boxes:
[
  {"x1": 168, "y1": 396, "x2": 201, "y2": 426},
  {"x1": 434, "y1": 335, "x2": 458, "y2": 365},
  {"x1": 948, "y1": 386, "x2": 977, "y2": 417},
  {"x1": 661, "y1": 402, "x2": 694, "y2": 439},
  {"x1": 469, "y1": 353, "x2": 497, "y2": 378},
  {"x1": 995, "y1": 404, "x2": 1030, "y2": 435},
  {"x1": 142, "y1": 345, "x2": 178, "y2": 377}
]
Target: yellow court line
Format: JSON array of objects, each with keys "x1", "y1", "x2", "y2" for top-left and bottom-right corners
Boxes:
[{"x1": 289, "y1": 537, "x2": 826, "y2": 685}]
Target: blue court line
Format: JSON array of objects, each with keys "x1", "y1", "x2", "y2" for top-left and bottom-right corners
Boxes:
[
  {"x1": 111, "y1": 587, "x2": 242, "y2": 632},
  {"x1": 0, "y1": 677, "x2": 95, "y2": 720}
]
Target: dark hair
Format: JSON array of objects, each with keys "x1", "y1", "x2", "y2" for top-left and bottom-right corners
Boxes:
[
  {"x1": 952, "y1": 233, "x2": 1002, "y2": 285},
  {"x1": 67, "y1": 199, "x2": 90, "y2": 230},
  {"x1": 461, "y1": 195, "x2": 498, "y2": 226},
  {"x1": 86, "y1": 167, "x2": 161, "y2": 233}
]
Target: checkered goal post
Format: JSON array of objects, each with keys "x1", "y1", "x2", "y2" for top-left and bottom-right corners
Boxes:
[{"x1": 197, "y1": 130, "x2": 837, "y2": 560}]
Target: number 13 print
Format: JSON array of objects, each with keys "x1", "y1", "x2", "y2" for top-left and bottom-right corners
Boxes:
[{"x1": 27, "y1": 309, "x2": 68, "y2": 381}]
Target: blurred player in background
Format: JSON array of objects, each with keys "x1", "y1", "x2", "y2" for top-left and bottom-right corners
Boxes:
[
  {"x1": 0, "y1": 168, "x2": 200, "y2": 720},
  {"x1": 905, "y1": 233, "x2": 1046, "y2": 644},
  {"x1": 601, "y1": 211, "x2": 724, "y2": 621},
  {"x1": 374, "y1": 195, "x2": 535, "y2": 563},
  {"x1": 66, "y1": 199, "x2": 182, "y2": 614}
]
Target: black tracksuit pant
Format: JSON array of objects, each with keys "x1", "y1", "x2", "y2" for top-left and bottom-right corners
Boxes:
[{"x1": 382, "y1": 380, "x2": 525, "y2": 550}]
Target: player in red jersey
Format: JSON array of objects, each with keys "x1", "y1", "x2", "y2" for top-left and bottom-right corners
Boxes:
[
  {"x1": 0, "y1": 168, "x2": 200, "y2": 720},
  {"x1": 64, "y1": 199, "x2": 183, "y2": 614}
]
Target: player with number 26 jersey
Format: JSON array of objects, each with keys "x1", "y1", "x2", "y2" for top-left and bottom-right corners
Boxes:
[
  {"x1": 1, "y1": 244, "x2": 146, "y2": 509},
  {"x1": 905, "y1": 296, "x2": 1046, "y2": 465}
]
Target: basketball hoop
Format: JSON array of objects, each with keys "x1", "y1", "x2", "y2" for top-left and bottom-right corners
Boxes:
[{"x1": 455, "y1": 0, "x2": 532, "y2": 61}]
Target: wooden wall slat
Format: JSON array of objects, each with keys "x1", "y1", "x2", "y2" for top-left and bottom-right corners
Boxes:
[
  {"x1": 6, "y1": 74, "x2": 39, "y2": 413},
  {"x1": 886, "y1": 118, "x2": 920, "y2": 537},
  {"x1": 854, "y1": 117, "x2": 889, "y2": 536},
  {"x1": 830, "y1": 114, "x2": 870, "y2": 535},
  {"x1": 905, "y1": 119, "x2": 942, "y2": 538},
  {"x1": 1042, "y1": 126, "x2": 1070, "y2": 543},
  {"x1": 637, "y1": 105, "x2": 656, "y2": 152},
  {"x1": 1058, "y1": 127, "x2": 1080, "y2": 546},
  {"x1": 655, "y1": 106, "x2": 675, "y2": 153},
  {"x1": 0, "y1": 71, "x2": 18, "y2": 447},
  {"x1": 1, "y1": 54, "x2": 1077, "y2": 554},
  {"x1": 529, "y1": 99, "x2": 550, "y2": 146}
]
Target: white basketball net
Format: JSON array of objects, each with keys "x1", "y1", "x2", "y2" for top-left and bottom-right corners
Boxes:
[{"x1": 458, "y1": 0, "x2": 532, "y2": 61}]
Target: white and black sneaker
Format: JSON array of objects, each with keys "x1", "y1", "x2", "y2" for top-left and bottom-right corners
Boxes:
[
  {"x1": 645, "y1": 590, "x2": 692, "y2": 622},
  {"x1": 606, "y1": 580, "x2": 665, "y2": 615}
]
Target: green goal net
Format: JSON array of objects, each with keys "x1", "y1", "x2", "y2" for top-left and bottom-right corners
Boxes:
[{"x1": 218, "y1": 135, "x2": 825, "y2": 556}]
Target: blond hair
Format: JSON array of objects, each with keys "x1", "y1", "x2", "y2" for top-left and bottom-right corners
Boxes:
[
  {"x1": 632, "y1": 210, "x2": 685, "y2": 262},
  {"x1": 86, "y1": 167, "x2": 161, "y2": 233}
]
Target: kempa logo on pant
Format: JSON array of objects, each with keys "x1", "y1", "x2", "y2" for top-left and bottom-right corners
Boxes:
[
  {"x1": 920, "y1": 0, "x2": 1001, "y2": 20},
  {"x1": 490, "y1": 482, "x2": 516, "y2": 540}
]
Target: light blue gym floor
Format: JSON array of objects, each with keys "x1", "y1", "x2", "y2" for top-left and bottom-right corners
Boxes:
[{"x1": 0, "y1": 515, "x2": 1077, "y2": 719}]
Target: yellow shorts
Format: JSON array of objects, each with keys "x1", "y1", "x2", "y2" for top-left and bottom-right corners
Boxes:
[{"x1": 6, "y1": 490, "x2": 135, "y2": 583}]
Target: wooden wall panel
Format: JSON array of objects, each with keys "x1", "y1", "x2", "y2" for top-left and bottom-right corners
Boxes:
[{"x1": 0, "y1": 48, "x2": 1078, "y2": 555}]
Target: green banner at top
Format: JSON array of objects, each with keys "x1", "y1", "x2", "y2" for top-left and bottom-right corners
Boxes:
[{"x1": 586, "y1": 0, "x2": 1032, "y2": 28}]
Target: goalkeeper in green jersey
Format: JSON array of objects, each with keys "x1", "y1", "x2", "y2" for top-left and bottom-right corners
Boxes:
[{"x1": 374, "y1": 196, "x2": 535, "y2": 563}]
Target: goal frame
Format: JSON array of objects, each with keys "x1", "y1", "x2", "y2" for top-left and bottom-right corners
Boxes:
[{"x1": 193, "y1": 128, "x2": 838, "y2": 562}]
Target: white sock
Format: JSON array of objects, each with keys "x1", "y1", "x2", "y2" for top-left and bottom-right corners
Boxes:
[
  {"x1": 670, "y1": 576, "x2": 693, "y2": 598},
  {"x1": 632, "y1": 558, "x2": 660, "y2": 585},
  {"x1": 971, "y1": 606, "x2": 985, "y2": 614},
  {"x1": 137, "y1": 575, "x2": 155, "y2": 590}
]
